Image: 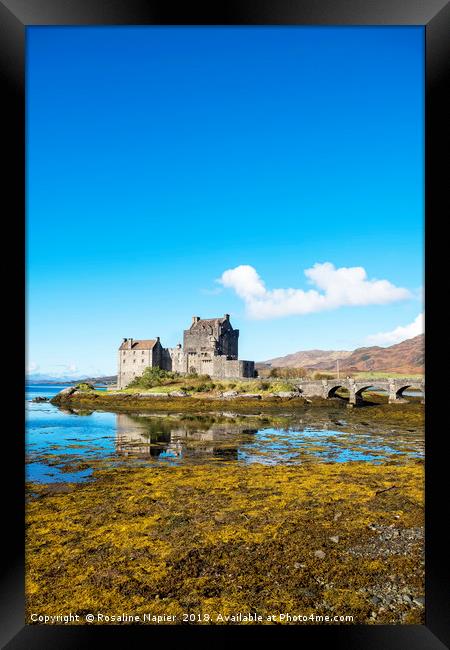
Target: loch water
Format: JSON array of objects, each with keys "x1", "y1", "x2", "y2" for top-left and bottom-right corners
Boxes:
[{"x1": 26, "y1": 384, "x2": 424, "y2": 484}]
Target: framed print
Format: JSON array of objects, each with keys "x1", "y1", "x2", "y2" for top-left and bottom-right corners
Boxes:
[{"x1": 1, "y1": 1, "x2": 449, "y2": 647}]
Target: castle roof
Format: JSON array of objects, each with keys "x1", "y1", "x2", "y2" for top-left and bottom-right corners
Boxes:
[
  {"x1": 190, "y1": 316, "x2": 229, "y2": 329},
  {"x1": 119, "y1": 339, "x2": 158, "y2": 350}
]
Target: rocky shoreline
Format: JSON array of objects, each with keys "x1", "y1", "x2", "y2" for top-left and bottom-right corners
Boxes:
[{"x1": 49, "y1": 387, "x2": 424, "y2": 429}]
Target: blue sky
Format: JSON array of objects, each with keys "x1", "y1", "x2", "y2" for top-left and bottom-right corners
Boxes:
[{"x1": 27, "y1": 26, "x2": 424, "y2": 377}]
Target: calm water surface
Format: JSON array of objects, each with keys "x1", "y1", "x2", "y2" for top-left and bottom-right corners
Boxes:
[{"x1": 26, "y1": 384, "x2": 424, "y2": 484}]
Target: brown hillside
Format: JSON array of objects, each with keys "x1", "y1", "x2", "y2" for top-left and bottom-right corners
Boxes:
[
  {"x1": 263, "y1": 334, "x2": 424, "y2": 375},
  {"x1": 264, "y1": 349, "x2": 352, "y2": 369}
]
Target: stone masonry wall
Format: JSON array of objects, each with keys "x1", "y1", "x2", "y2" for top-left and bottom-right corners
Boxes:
[
  {"x1": 118, "y1": 348, "x2": 153, "y2": 389},
  {"x1": 117, "y1": 317, "x2": 254, "y2": 387},
  {"x1": 211, "y1": 357, "x2": 255, "y2": 378}
]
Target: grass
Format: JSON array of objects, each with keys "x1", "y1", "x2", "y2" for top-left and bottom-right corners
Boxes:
[
  {"x1": 26, "y1": 460, "x2": 424, "y2": 625},
  {"x1": 351, "y1": 372, "x2": 424, "y2": 380},
  {"x1": 86, "y1": 377, "x2": 297, "y2": 397},
  {"x1": 117, "y1": 374, "x2": 424, "y2": 395}
]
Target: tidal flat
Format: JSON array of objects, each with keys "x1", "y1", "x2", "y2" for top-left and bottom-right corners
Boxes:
[
  {"x1": 26, "y1": 460, "x2": 424, "y2": 625},
  {"x1": 26, "y1": 386, "x2": 424, "y2": 625}
]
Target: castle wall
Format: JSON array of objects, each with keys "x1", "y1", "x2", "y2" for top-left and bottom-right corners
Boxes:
[
  {"x1": 118, "y1": 341, "x2": 164, "y2": 389},
  {"x1": 163, "y1": 346, "x2": 187, "y2": 373},
  {"x1": 118, "y1": 348, "x2": 153, "y2": 388},
  {"x1": 183, "y1": 318, "x2": 239, "y2": 359},
  {"x1": 219, "y1": 328, "x2": 239, "y2": 358},
  {"x1": 211, "y1": 357, "x2": 255, "y2": 379},
  {"x1": 163, "y1": 349, "x2": 255, "y2": 379},
  {"x1": 183, "y1": 329, "x2": 217, "y2": 355},
  {"x1": 117, "y1": 317, "x2": 254, "y2": 388}
]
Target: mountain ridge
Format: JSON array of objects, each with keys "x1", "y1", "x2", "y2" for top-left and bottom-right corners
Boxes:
[{"x1": 262, "y1": 334, "x2": 424, "y2": 374}]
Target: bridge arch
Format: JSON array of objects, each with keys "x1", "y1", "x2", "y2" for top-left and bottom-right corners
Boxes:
[
  {"x1": 354, "y1": 384, "x2": 388, "y2": 399},
  {"x1": 395, "y1": 383, "x2": 423, "y2": 399},
  {"x1": 327, "y1": 384, "x2": 350, "y2": 400}
]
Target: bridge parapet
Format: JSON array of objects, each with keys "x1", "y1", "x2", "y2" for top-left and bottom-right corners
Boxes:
[{"x1": 287, "y1": 377, "x2": 424, "y2": 404}]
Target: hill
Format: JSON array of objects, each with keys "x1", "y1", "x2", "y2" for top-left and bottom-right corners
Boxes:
[
  {"x1": 262, "y1": 349, "x2": 352, "y2": 369},
  {"x1": 263, "y1": 334, "x2": 424, "y2": 375}
]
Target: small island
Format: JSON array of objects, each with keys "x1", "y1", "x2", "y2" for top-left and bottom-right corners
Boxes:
[{"x1": 51, "y1": 314, "x2": 424, "y2": 416}]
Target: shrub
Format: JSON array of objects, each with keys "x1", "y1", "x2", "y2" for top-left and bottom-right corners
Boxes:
[
  {"x1": 312, "y1": 372, "x2": 335, "y2": 380},
  {"x1": 128, "y1": 367, "x2": 179, "y2": 389},
  {"x1": 270, "y1": 367, "x2": 307, "y2": 379},
  {"x1": 272, "y1": 381, "x2": 295, "y2": 392},
  {"x1": 75, "y1": 382, "x2": 95, "y2": 391}
]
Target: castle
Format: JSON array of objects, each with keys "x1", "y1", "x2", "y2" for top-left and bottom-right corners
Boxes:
[{"x1": 117, "y1": 314, "x2": 255, "y2": 389}]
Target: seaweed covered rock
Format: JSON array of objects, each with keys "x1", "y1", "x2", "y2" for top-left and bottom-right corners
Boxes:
[
  {"x1": 50, "y1": 386, "x2": 77, "y2": 404},
  {"x1": 74, "y1": 382, "x2": 96, "y2": 391}
]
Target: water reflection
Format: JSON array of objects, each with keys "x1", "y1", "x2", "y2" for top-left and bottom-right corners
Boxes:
[
  {"x1": 116, "y1": 413, "x2": 257, "y2": 460},
  {"x1": 25, "y1": 385, "x2": 424, "y2": 484}
]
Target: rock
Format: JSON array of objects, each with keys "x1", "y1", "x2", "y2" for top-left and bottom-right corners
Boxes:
[
  {"x1": 239, "y1": 394, "x2": 262, "y2": 399},
  {"x1": 329, "y1": 535, "x2": 340, "y2": 543},
  {"x1": 168, "y1": 391, "x2": 188, "y2": 397},
  {"x1": 296, "y1": 588, "x2": 317, "y2": 597},
  {"x1": 138, "y1": 392, "x2": 169, "y2": 398},
  {"x1": 314, "y1": 550, "x2": 326, "y2": 560},
  {"x1": 222, "y1": 391, "x2": 238, "y2": 398},
  {"x1": 31, "y1": 396, "x2": 49, "y2": 403},
  {"x1": 294, "y1": 562, "x2": 306, "y2": 569},
  {"x1": 275, "y1": 391, "x2": 297, "y2": 398},
  {"x1": 413, "y1": 597, "x2": 425, "y2": 607},
  {"x1": 333, "y1": 512, "x2": 342, "y2": 521},
  {"x1": 370, "y1": 595, "x2": 382, "y2": 605},
  {"x1": 59, "y1": 387, "x2": 77, "y2": 396}
]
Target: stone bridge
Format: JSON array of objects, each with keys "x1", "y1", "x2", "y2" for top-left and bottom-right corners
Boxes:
[{"x1": 288, "y1": 378, "x2": 425, "y2": 405}]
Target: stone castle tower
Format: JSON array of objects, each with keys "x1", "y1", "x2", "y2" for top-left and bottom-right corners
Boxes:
[{"x1": 117, "y1": 315, "x2": 255, "y2": 389}]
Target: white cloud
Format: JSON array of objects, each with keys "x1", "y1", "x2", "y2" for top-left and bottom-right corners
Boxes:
[
  {"x1": 218, "y1": 262, "x2": 412, "y2": 320},
  {"x1": 26, "y1": 362, "x2": 39, "y2": 373},
  {"x1": 367, "y1": 312, "x2": 424, "y2": 346}
]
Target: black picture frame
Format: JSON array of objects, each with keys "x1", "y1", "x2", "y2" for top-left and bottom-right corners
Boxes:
[{"x1": 2, "y1": 1, "x2": 448, "y2": 647}]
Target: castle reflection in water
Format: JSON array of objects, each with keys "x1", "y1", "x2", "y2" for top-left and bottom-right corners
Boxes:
[{"x1": 115, "y1": 413, "x2": 258, "y2": 460}]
